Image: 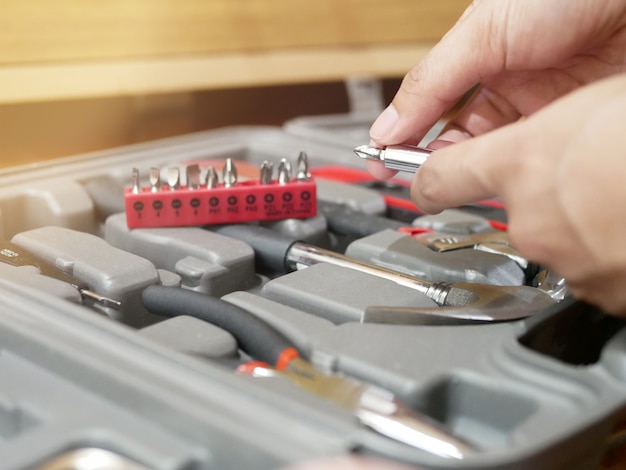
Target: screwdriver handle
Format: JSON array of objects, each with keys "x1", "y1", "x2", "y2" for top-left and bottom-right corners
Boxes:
[
  {"x1": 212, "y1": 224, "x2": 298, "y2": 273},
  {"x1": 142, "y1": 285, "x2": 300, "y2": 369}
]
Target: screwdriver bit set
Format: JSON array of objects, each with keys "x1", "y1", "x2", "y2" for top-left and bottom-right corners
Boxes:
[
  {"x1": 124, "y1": 154, "x2": 317, "y2": 228},
  {"x1": 0, "y1": 123, "x2": 623, "y2": 470}
]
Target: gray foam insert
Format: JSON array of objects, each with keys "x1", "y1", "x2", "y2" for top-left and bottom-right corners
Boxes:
[{"x1": 260, "y1": 263, "x2": 438, "y2": 324}]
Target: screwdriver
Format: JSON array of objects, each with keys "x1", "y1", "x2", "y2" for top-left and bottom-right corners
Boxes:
[
  {"x1": 353, "y1": 144, "x2": 433, "y2": 173},
  {"x1": 0, "y1": 240, "x2": 121, "y2": 309},
  {"x1": 353, "y1": 85, "x2": 481, "y2": 173},
  {"x1": 142, "y1": 285, "x2": 477, "y2": 459}
]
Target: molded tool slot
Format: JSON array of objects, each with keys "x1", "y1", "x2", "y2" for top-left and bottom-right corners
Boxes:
[
  {"x1": 0, "y1": 395, "x2": 41, "y2": 440},
  {"x1": 411, "y1": 375, "x2": 537, "y2": 449},
  {"x1": 519, "y1": 299, "x2": 626, "y2": 365}
]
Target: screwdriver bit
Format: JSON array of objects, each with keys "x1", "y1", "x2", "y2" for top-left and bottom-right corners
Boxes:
[
  {"x1": 354, "y1": 144, "x2": 432, "y2": 173},
  {"x1": 205, "y1": 166, "x2": 219, "y2": 188},
  {"x1": 149, "y1": 167, "x2": 161, "y2": 192},
  {"x1": 222, "y1": 158, "x2": 238, "y2": 188},
  {"x1": 167, "y1": 167, "x2": 181, "y2": 190},
  {"x1": 186, "y1": 164, "x2": 201, "y2": 190},
  {"x1": 131, "y1": 168, "x2": 141, "y2": 194},
  {"x1": 260, "y1": 160, "x2": 274, "y2": 184},
  {"x1": 296, "y1": 151, "x2": 311, "y2": 181},
  {"x1": 277, "y1": 158, "x2": 292, "y2": 184}
]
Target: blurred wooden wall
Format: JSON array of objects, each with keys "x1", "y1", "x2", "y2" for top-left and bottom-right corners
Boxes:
[{"x1": 0, "y1": 0, "x2": 470, "y2": 167}]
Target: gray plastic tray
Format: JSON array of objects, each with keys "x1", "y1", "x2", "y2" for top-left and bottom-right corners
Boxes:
[{"x1": 0, "y1": 125, "x2": 622, "y2": 469}]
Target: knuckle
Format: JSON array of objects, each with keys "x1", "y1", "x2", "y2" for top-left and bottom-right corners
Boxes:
[
  {"x1": 411, "y1": 165, "x2": 443, "y2": 213},
  {"x1": 400, "y1": 62, "x2": 429, "y2": 98}
]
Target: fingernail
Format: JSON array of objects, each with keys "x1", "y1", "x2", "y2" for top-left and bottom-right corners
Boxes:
[{"x1": 369, "y1": 104, "x2": 399, "y2": 143}]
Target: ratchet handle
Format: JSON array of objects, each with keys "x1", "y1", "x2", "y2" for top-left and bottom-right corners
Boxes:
[{"x1": 142, "y1": 285, "x2": 299, "y2": 369}]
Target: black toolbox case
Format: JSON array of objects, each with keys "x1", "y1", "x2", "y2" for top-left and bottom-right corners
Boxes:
[{"x1": 0, "y1": 119, "x2": 625, "y2": 470}]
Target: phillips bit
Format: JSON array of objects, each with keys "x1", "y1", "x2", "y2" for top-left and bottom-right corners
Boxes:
[
  {"x1": 0, "y1": 240, "x2": 121, "y2": 309},
  {"x1": 354, "y1": 144, "x2": 432, "y2": 173},
  {"x1": 205, "y1": 166, "x2": 219, "y2": 188},
  {"x1": 131, "y1": 168, "x2": 141, "y2": 194},
  {"x1": 167, "y1": 167, "x2": 181, "y2": 190},
  {"x1": 186, "y1": 164, "x2": 201, "y2": 190},
  {"x1": 260, "y1": 160, "x2": 274, "y2": 184},
  {"x1": 149, "y1": 167, "x2": 161, "y2": 193},
  {"x1": 222, "y1": 158, "x2": 238, "y2": 188},
  {"x1": 296, "y1": 151, "x2": 311, "y2": 181},
  {"x1": 277, "y1": 158, "x2": 292, "y2": 184}
]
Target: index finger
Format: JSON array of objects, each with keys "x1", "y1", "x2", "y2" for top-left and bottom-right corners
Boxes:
[{"x1": 369, "y1": 1, "x2": 507, "y2": 146}]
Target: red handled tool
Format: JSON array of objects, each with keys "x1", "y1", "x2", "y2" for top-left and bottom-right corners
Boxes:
[{"x1": 141, "y1": 285, "x2": 478, "y2": 459}]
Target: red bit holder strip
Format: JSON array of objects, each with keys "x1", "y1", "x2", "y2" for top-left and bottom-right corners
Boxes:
[{"x1": 125, "y1": 156, "x2": 317, "y2": 229}]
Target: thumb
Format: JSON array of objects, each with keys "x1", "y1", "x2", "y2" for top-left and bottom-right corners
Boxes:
[
  {"x1": 370, "y1": 1, "x2": 507, "y2": 146},
  {"x1": 410, "y1": 120, "x2": 524, "y2": 214}
]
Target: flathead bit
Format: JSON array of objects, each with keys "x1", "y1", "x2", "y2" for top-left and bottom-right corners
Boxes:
[
  {"x1": 149, "y1": 167, "x2": 161, "y2": 193},
  {"x1": 186, "y1": 164, "x2": 201, "y2": 190},
  {"x1": 260, "y1": 161, "x2": 274, "y2": 184},
  {"x1": 277, "y1": 158, "x2": 292, "y2": 184},
  {"x1": 167, "y1": 167, "x2": 181, "y2": 190},
  {"x1": 296, "y1": 151, "x2": 311, "y2": 181},
  {"x1": 205, "y1": 166, "x2": 219, "y2": 188},
  {"x1": 131, "y1": 168, "x2": 141, "y2": 194},
  {"x1": 222, "y1": 158, "x2": 238, "y2": 188}
]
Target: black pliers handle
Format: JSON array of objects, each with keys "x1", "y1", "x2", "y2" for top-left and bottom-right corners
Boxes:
[
  {"x1": 142, "y1": 285, "x2": 477, "y2": 459},
  {"x1": 142, "y1": 285, "x2": 299, "y2": 370}
]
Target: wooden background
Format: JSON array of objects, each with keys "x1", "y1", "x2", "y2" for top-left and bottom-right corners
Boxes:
[
  {"x1": 0, "y1": 2, "x2": 626, "y2": 467},
  {"x1": 0, "y1": 0, "x2": 467, "y2": 166}
]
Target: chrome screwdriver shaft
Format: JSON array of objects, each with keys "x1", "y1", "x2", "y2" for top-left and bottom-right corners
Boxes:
[{"x1": 354, "y1": 144, "x2": 432, "y2": 173}]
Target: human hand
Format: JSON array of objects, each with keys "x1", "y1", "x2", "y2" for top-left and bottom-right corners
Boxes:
[
  {"x1": 367, "y1": 0, "x2": 626, "y2": 179},
  {"x1": 413, "y1": 74, "x2": 626, "y2": 315}
]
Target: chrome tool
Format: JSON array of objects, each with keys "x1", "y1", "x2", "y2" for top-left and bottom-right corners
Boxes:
[{"x1": 354, "y1": 144, "x2": 433, "y2": 173}]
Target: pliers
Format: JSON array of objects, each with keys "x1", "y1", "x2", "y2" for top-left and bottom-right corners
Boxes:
[
  {"x1": 142, "y1": 285, "x2": 477, "y2": 459},
  {"x1": 0, "y1": 239, "x2": 121, "y2": 309}
]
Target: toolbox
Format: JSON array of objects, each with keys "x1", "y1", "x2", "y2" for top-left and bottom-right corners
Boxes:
[{"x1": 0, "y1": 117, "x2": 625, "y2": 470}]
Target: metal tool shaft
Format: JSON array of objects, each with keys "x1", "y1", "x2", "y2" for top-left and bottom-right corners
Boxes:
[
  {"x1": 212, "y1": 224, "x2": 555, "y2": 315},
  {"x1": 286, "y1": 242, "x2": 452, "y2": 304},
  {"x1": 354, "y1": 144, "x2": 432, "y2": 173}
]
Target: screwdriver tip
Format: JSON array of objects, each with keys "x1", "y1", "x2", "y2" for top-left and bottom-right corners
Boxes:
[
  {"x1": 223, "y1": 158, "x2": 238, "y2": 187},
  {"x1": 353, "y1": 145, "x2": 382, "y2": 162}
]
